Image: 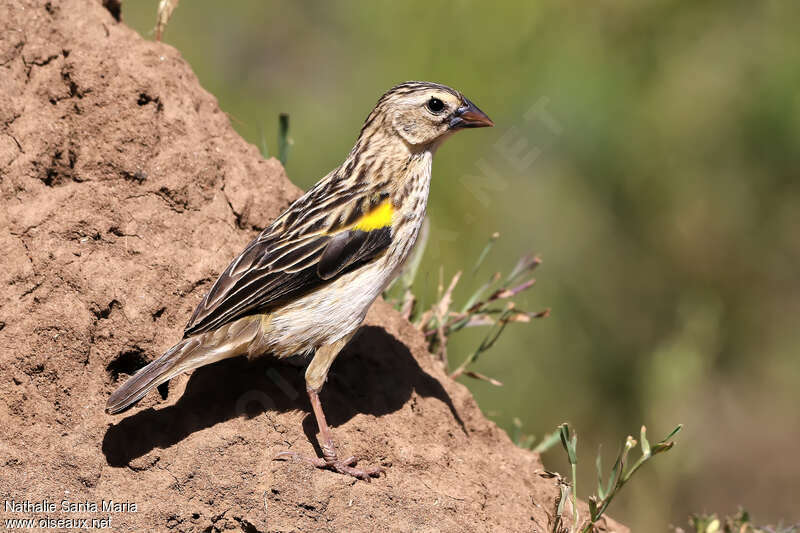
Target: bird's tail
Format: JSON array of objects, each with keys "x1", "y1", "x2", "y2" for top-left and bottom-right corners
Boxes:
[{"x1": 105, "y1": 315, "x2": 266, "y2": 414}]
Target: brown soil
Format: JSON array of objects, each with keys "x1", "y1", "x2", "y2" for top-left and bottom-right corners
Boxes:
[{"x1": 0, "y1": 1, "x2": 627, "y2": 531}]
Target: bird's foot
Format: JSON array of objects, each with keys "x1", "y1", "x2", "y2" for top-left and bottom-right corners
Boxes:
[{"x1": 274, "y1": 450, "x2": 384, "y2": 482}]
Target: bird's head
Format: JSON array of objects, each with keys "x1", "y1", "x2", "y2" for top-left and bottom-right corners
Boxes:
[{"x1": 361, "y1": 81, "x2": 493, "y2": 150}]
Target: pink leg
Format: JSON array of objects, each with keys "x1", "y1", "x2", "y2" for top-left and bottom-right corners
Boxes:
[{"x1": 275, "y1": 387, "x2": 384, "y2": 482}]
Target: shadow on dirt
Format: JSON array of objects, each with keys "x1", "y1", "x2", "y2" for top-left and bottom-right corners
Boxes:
[{"x1": 102, "y1": 325, "x2": 463, "y2": 467}]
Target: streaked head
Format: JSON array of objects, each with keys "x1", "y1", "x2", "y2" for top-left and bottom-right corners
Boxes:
[{"x1": 362, "y1": 81, "x2": 493, "y2": 149}]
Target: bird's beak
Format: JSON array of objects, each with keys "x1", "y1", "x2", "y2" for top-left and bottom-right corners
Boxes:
[{"x1": 449, "y1": 98, "x2": 494, "y2": 129}]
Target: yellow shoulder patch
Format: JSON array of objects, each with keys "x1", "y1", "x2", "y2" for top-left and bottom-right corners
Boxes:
[{"x1": 353, "y1": 201, "x2": 394, "y2": 231}]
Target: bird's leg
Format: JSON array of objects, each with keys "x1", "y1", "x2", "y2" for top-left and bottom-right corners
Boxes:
[
  {"x1": 274, "y1": 334, "x2": 384, "y2": 481},
  {"x1": 307, "y1": 385, "x2": 384, "y2": 479}
]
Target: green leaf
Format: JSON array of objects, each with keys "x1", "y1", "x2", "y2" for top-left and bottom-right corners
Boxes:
[
  {"x1": 640, "y1": 425, "x2": 651, "y2": 457},
  {"x1": 652, "y1": 425, "x2": 681, "y2": 456},
  {"x1": 556, "y1": 482, "x2": 569, "y2": 516},
  {"x1": 278, "y1": 113, "x2": 291, "y2": 165},
  {"x1": 661, "y1": 424, "x2": 683, "y2": 443},
  {"x1": 588, "y1": 496, "x2": 599, "y2": 521},
  {"x1": 257, "y1": 122, "x2": 269, "y2": 159},
  {"x1": 532, "y1": 429, "x2": 561, "y2": 454},
  {"x1": 737, "y1": 508, "x2": 751, "y2": 523},
  {"x1": 595, "y1": 447, "x2": 606, "y2": 500},
  {"x1": 650, "y1": 441, "x2": 675, "y2": 455},
  {"x1": 606, "y1": 445, "x2": 623, "y2": 497},
  {"x1": 472, "y1": 232, "x2": 499, "y2": 275},
  {"x1": 559, "y1": 424, "x2": 577, "y2": 465},
  {"x1": 460, "y1": 272, "x2": 500, "y2": 313}
]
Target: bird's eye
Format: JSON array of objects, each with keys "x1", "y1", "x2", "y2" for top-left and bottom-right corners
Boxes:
[{"x1": 427, "y1": 97, "x2": 445, "y2": 113}]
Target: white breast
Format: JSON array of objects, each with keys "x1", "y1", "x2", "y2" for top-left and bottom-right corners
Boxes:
[{"x1": 265, "y1": 152, "x2": 433, "y2": 357}]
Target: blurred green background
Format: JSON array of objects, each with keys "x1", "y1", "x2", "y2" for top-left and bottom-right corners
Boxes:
[{"x1": 124, "y1": 2, "x2": 800, "y2": 530}]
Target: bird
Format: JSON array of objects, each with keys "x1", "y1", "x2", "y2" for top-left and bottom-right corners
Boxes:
[{"x1": 106, "y1": 81, "x2": 493, "y2": 480}]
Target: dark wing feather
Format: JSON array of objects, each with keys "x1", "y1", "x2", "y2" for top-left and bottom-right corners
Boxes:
[
  {"x1": 183, "y1": 225, "x2": 392, "y2": 337},
  {"x1": 318, "y1": 228, "x2": 391, "y2": 280}
]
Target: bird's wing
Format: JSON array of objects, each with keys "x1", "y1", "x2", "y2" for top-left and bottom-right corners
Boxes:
[{"x1": 183, "y1": 183, "x2": 394, "y2": 337}]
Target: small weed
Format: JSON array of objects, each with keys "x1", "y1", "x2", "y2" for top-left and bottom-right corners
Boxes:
[
  {"x1": 674, "y1": 509, "x2": 800, "y2": 533},
  {"x1": 384, "y1": 226, "x2": 548, "y2": 385},
  {"x1": 554, "y1": 423, "x2": 682, "y2": 533}
]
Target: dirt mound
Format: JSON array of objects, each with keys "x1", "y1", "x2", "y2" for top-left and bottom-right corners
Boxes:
[{"x1": 0, "y1": 1, "x2": 626, "y2": 531}]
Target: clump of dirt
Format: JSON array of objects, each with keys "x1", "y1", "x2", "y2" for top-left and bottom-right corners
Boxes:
[{"x1": 0, "y1": 1, "x2": 626, "y2": 531}]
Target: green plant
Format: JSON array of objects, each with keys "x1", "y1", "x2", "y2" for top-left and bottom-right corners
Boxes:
[
  {"x1": 383, "y1": 227, "x2": 548, "y2": 384},
  {"x1": 675, "y1": 509, "x2": 800, "y2": 533},
  {"x1": 258, "y1": 113, "x2": 293, "y2": 165},
  {"x1": 556, "y1": 423, "x2": 682, "y2": 533},
  {"x1": 511, "y1": 417, "x2": 561, "y2": 453},
  {"x1": 383, "y1": 224, "x2": 683, "y2": 532}
]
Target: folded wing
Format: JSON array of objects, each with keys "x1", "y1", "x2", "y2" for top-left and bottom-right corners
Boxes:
[{"x1": 183, "y1": 197, "x2": 393, "y2": 337}]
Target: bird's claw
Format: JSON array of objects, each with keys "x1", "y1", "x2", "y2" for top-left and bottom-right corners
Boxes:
[{"x1": 274, "y1": 450, "x2": 384, "y2": 481}]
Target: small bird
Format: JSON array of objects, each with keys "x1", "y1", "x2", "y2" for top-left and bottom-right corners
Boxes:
[{"x1": 106, "y1": 81, "x2": 493, "y2": 480}]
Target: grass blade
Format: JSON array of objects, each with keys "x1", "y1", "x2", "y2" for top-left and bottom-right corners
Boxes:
[
  {"x1": 278, "y1": 113, "x2": 291, "y2": 165},
  {"x1": 472, "y1": 232, "x2": 500, "y2": 275}
]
